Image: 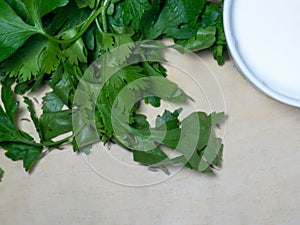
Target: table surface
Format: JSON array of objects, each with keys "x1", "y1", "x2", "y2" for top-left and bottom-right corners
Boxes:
[{"x1": 0, "y1": 51, "x2": 299, "y2": 225}]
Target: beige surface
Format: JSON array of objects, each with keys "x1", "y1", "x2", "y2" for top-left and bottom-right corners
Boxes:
[{"x1": 0, "y1": 51, "x2": 299, "y2": 225}]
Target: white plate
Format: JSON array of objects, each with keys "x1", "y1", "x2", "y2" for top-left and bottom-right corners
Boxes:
[{"x1": 223, "y1": 0, "x2": 300, "y2": 107}]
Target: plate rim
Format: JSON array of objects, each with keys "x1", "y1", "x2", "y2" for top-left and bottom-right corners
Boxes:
[{"x1": 223, "y1": 0, "x2": 300, "y2": 107}]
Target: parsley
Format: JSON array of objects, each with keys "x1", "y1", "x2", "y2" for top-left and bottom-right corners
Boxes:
[{"x1": 0, "y1": 0, "x2": 226, "y2": 181}]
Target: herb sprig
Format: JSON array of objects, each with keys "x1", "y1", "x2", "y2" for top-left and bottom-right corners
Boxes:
[{"x1": 0, "y1": 0, "x2": 226, "y2": 181}]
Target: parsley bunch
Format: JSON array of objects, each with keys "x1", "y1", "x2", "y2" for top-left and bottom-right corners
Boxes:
[{"x1": 0, "y1": 0, "x2": 226, "y2": 181}]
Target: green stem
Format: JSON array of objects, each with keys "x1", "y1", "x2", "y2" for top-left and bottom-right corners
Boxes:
[
  {"x1": 95, "y1": 0, "x2": 101, "y2": 9},
  {"x1": 41, "y1": 135, "x2": 73, "y2": 148},
  {"x1": 15, "y1": 139, "x2": 43, "y2": 147},
  {"x1": 95, "y1": 18, "x2": 103, "y2": 33},
  {"x1": 102, "y1": 0, "x2": 111, "y2": 32},
  {"x1": 15, "y1": 135, "x2": 72, "y2": 148},
  {"x1": 41, "y1": 6, "x2": 103, "y2": 44}
]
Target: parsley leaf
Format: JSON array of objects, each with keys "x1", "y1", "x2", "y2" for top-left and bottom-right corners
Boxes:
[
  {"x1": 21, "y1": 0, "x2": 69, "y2": 26},
  {"x1": 0, "y1": 0, "x2": 227, "y2": 180},
  {"x1": 1, "y1": 36, "x2": 62, "y2": 81},
  {"x1": 175, "y1": 26, "x2": 216, "y2": 52},
  {"x1": 0, "y1": 0, "x2": 38, "y2": 61},
  {"x1": 74, "y1": 0, "x2": 96, "y2": 9},
  {"x1": 169, "y1": 111, "x2": 224, "y2": 172},
  {"x1": 133, "y1": 147, "x2": 168, "y2": 165},
  {"x1": 47, "y1": 65, "x2": 78, "y2": 106},
  {"x1": 24, "y1": 96, "x2": 42, "y2": 139},
  {"x1": 1, "y1": 78, "x2": 19, "y2": 123},
  {"x1": 101, "y1": 32, "x2": 134, "y2": 63},
  {"x1": 0, "y1": 82, "x2": 23, "y2": 142},
  {"x1": 203, "y1": 1, "x2": 227, "y2": 64},
  {"x1": 63, "y1": 38, "x2": 88, "y2": 65},
  {"x1": 131, "y1": 109, "x2": 224, "y2": 172},
  {"x1": 50, "y1": 1, "x2": 91, "y2": 34},
  {"x1": 143, "y1": 0, "x2": 205, "y2": 39},
  {"x1": 0, "y1": 0, "x2": 69, "y2": 62},
  {"x1": 39, "y1": 109, "x2": 72, "y2": 141},
  {"x1": 0, "y1": 80, "x2": 44, "y2": 171},
  {"x1": 42, "y1": 91, "x2": 64, "y2": 113},
  {"x1": 123, "y1": 0, "x2": 151, "y2": 30},
  {"x1": 2, "y1": 142, "x2": 43, "y2": 171}
]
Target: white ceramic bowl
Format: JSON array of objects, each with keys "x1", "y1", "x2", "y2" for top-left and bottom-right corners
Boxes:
[{"x1": 223, "y1": 0, "x2": 300, "y2": 107}]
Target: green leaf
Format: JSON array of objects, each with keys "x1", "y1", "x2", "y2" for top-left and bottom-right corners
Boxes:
[
  {"x1": 140, "y1": 0, "x2": 163, "y2": 37},
  {"x1": 42, "y1": 92, "x2": 64, "y2": 113},
  {"x1": 131, "y1": 114, "x2": 151, "y2": 137},
  {"x1": 155, "y1": 109, "x2": 182, "y2": 130},
  {"x1": 75, "y1": 0, "x2": 95, "y2": 9},
  {"x1": 40, "y1": 41, "x2": 62, "y2": 74},
  {"x1": 101, "y1": 32, "x2": 134, "y2": 64},
  {"x1": 0, "y1": 86, "x2": 24, "y2": 143},
  {"x1": 153, "y1": 109, "x2": 182, "y2": 148},
  {"x1": 1, "y1": 36, "x2": 62, "y2": 81},
  {"x1": 144, "y1": 0, "x2": 206, "y2": 39},
  {"x1": 37, "y1": 0, "x2": 69, "y2": 17},
  {"x1": 169, "y1": 112, "x2": 223, "y2": 172},
  {"x1": 0, "y1": 82, "x2": 41, "y2": 157},
  {"x1": 202, "y1": 136, "x2": 223, "y2": 168},
  {"x1": 23, "y1": 96, "x2": 43, "y2": 140},
  {"x1": 195, "y1": 112, "x2": 212, "y2": 151},
  {"x1": 0, "y1": 0, "x2": 38, "y2": 61},
  {"x1": 102, "y1": 32, "x2": 133, "y2": 51},
  {"x1": 14, "y1": 73, "x2": 44, "y2": 94},
  {"x1": 107, "y1": 1, "x2": 125, "y2": 28},
  {"x1": 73, "y1": 110, "x2": 99, "y2": 148},
  {"x1": 107, "y1": 2, "x2": 115, "y2": 15},
  {"x1": 210, "y1": 140, "x2": 223, "y2": 167},
  {"x1": 74, "y1": 0, "x2": 90, "y2": 8},
  {"x1": 21, "y1": 0, "x2": 69, "y2": 25},
  {"x1": 1, "y1": 78, "x2": 19, "y2": 123},
  {"x1": 133, "y1": 147, "x2": 168, "y2": 165},
  {"x1": 147, "y1": 77, "x2": 187, "y2": 103},
  {"x1": 112, "y1": 76, "x2": 186, "y2": 115},
  {"x1": 0, "y1": 0, "x2": 69, "y2": 62},
  {"x1": 63, "y1": 38, "x2": 87, "y2": 65},
  {"x1": 144, "y1": 96, "x2": 161, "y2": 107},
  {"x1": 39, "y1": 110, "x2": 72, "y2": 140},
  {"x1": 175, "y1": 26, "x2": 216, "y2": 52},
  {"x1": 1, "y1": 142, "x2": 43, "y2": 171},
  {"x1": 48, "y1": 65, "x2": 77, "y2": 105},
  {"x1": 0, "y1": 115, "x2": 28, "y2": 142},
  {"x1": 0, "y1": 167, "x2": 3, "y2": 181},
  {"x1": 50, "y1": 2, "x2": 90, "y2": 34},
  {"x1": 0, "y1": 0, "x2": 227, "y2": 181},
  {"x1": 201, "y1": 11, "x2": 219, "y2": 28},
  {"x1": 6, "y1": 0, "x2": 29, "y2": 21},
  {"x1": 143, "y1": 62, "x2": 167, "y2": 78},
  {"x1": 211, "y1": 44, "x2": 226, "y2": 65},
  {"x1": 142, "y1": 62, "x2": 166, "y2": 107},
  {"x1": 123, "y1": 0, "x2": 151, "y2": 30},
  {"x1": 204, "y1": 1, "x2": 227, "y2": 65},
  {"x1": 95, "y1": 103, "x2": 114, "y2": 143},
  {"x1": 23, "y1": 148, "x2": 43, "y2": 171},
  {"x1": 209, "y1": 112, "x2": 225, "y2": 126}
]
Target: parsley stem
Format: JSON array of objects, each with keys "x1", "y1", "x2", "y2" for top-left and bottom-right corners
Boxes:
[
  {"x1": 16, "y1": 139, "x2": 43, "y2": 147},
  {"x1": 102, "y1": 0, "x2": 111, "y2": 32},
  {"x1": 95, "y1": 18, "x2": 103, "y2": 33},
  {"x1": 41, "y1": 135, "x2": 73, "y2": 148},
  {"x1": 15, "y1": 136, "x2": 72, "y2": 148},
  {"x1": 42, "y1": 6, "x2": 103, "y2": 44}
]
